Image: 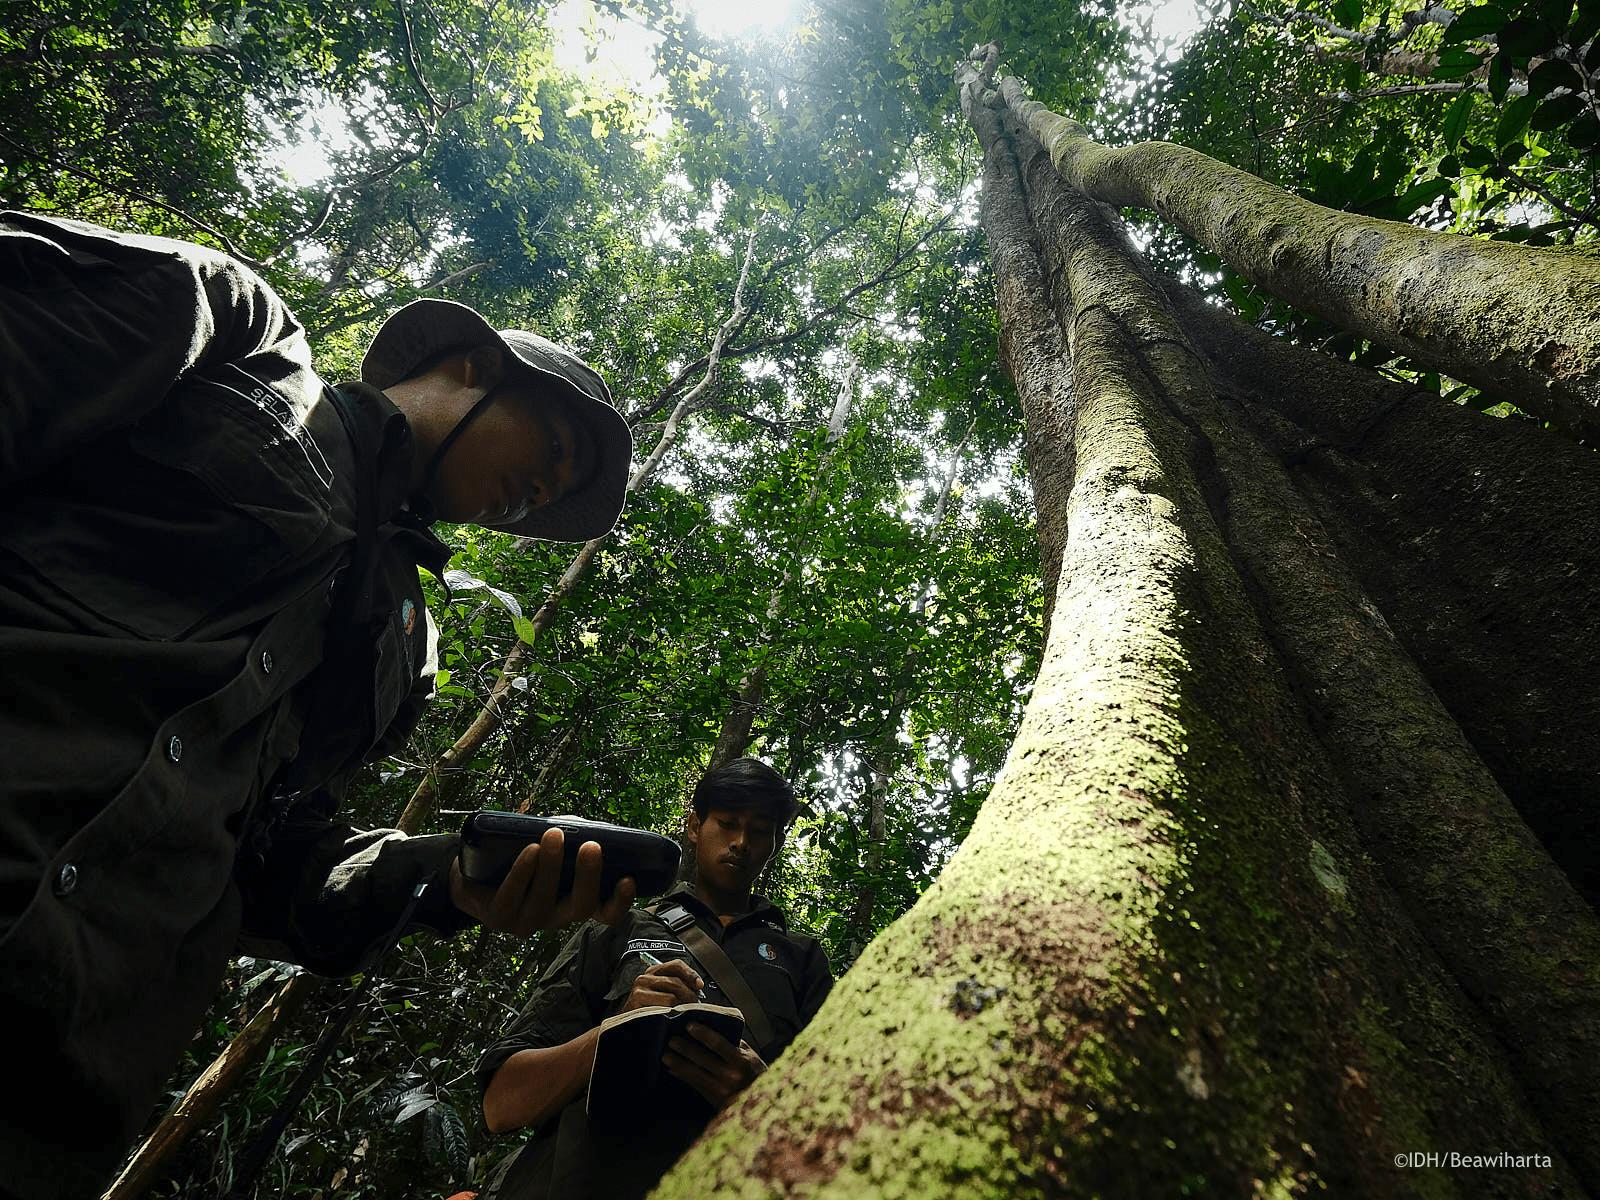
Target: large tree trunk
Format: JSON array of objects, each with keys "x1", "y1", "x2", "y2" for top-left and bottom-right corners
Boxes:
[{"x1": 650, "y1": 51, "x2": 1600, "y2": 1198}]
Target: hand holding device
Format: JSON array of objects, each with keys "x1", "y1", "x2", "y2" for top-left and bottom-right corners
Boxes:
[
  {"x1": 449, "y1": 826, "x2": 636, "y2": 935},
  {"x1": 458, "y1": 810, "x2": 682, "y2": 897}
]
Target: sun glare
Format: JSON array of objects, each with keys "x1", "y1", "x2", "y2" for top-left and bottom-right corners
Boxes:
[
  {"x1": 552, "y1": 0, "x2": 806, "y2": 91},
  {"x1": 685, "y1": 0, "x2": 807, "y2": 36},
  {"x1": 552, "y1": 0, "x2": 1212, "y2": 91},
  {"x1": 277, "y1": 0, "x2": 1211, "y2": 185}
]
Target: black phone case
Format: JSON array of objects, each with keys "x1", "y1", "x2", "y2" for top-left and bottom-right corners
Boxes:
[{"x1": 457, "y1": 810, "x2": 682, "y2": 898}]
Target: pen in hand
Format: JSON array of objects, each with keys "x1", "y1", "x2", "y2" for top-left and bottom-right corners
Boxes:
[{"x1": 637, "y1": 950, "x2": 706, "y2": 1000}]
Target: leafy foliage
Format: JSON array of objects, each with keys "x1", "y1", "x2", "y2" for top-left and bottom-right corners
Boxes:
[
  {"x1": 1137, "y1": 0, "x2": 1598, "y2": 419},
  {"x1": 1153, "y1": 0, "x2": 1599, "y2": 247},
  {"x1": 30, "y1": 0, "x2": 1580, "y2": 1189}
]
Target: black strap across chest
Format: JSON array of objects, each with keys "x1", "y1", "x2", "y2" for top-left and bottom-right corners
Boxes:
[{"x1": 648, "y1": 901, "x2": 777, "y2": 1050}]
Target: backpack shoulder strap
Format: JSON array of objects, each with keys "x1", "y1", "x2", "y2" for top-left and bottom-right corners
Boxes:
[{"x1": 648, "y1": 901, "x2": 776, "y2": 1050}]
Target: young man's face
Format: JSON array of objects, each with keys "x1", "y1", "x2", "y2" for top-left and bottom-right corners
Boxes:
[
  {"x1": 434, "y1": 384, "x2": 598, "y2": 527},
  {"x1": 688, "y1": 808, "x2": 779, "y2": 897}
]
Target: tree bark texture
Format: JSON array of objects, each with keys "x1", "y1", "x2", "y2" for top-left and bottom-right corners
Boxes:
[
  {"x1": 993, "y1": 77, "x2": 1600, "y2": 448},
  {"x1": 648, "y1": 57, "x2": 1600, "y2": 1199}
]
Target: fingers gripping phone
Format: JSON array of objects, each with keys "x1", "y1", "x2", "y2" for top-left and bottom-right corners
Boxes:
[{"x1": 458, "y1": 810, "x2": 682, "y2": 900}]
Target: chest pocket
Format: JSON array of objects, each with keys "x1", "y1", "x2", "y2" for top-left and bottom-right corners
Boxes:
[
  {"x1": 0, "y1": 358, "x2": 340, "y2": 641},
  {"x1": 274, "y1": 541, "x2": 432, "y2": 793},
  {"x1": 740, "y1": 937, "x2": 806, "y2": 1043}
]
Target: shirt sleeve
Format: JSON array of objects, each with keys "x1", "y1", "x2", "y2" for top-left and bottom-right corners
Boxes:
[
  {"x1": 0, "y1": 212, "x2": 309, "y2": 490},
  {"x1": 235, "y1": 794, "x2": 472, "y2": 976},
  {"x1": 474, "y1": 918, "x2": 622, "y2": 1093}
]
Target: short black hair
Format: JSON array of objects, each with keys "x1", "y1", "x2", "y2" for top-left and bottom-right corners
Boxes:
[{"x1": 692, "y1": 757, "x2": 799, "y2": 826}]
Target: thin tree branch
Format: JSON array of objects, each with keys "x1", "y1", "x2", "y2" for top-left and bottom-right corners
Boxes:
[
  {"x1": 396, "y1": 0, "x2": 445, "y2": 120},
  {"x1": 625, "y1": 206, "x2": 960, "y2": 424},
  {"x1": 0, "y1": 42, "x2": 239, "y2": 68},
  {"x1": 0, "y1": 130, "x2": 265, "y2": 267}
]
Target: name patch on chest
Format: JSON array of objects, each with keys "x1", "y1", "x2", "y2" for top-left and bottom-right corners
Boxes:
[{"x1": 626, "y1": 938, "x2": 688, "y2": 957}]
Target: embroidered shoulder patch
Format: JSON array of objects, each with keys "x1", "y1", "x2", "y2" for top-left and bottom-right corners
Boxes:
[{"x1": 626, "y1": 938, "x2": 687, "y2": 956}]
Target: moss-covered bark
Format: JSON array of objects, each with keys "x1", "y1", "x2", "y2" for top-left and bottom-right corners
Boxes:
[
  {"x1": 1157, "y1": 280, "x2": 1600, "y2": 910},
  {"x1": 648, "y1": 52, "x2": 1599, "y2": 1200},
  {"x1": 986, "y1": 75, "x2": 1600, "y2": 449}
]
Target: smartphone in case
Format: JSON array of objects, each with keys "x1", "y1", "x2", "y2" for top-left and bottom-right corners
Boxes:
[{"x1": 457, "y1": 810, "x2": 682, "y2": 899}]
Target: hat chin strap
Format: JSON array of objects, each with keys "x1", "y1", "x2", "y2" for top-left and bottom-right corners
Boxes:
[{"x1": 407, "y1": 384, "x2": 506, "y2": 525}]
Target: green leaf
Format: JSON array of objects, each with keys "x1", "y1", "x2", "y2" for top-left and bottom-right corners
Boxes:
[
  {"x1": 1525, "y1": 57, "x2": 1577, "y2": 99},
  {"x1": 513, "y1": 615, "x2": 539, "y2": 645},
  {"x1": 1530, "y1": 91, "x2": 1586, "y2": 131},
  {"x1": 1570, "y1": 0, "x2": 1600, "y2": 44},
  {"x1": 1432, "y1": 46, "x2": 1487, "y2": 78},
  {"x1": 1394, "y1": 177, "x2": 1456, "y2": 216},
  {"x1": 1494, "y1": 92, "x2": 1536, "y2": 145},
  {"x1": 1441, "y1": 4, "x2": 1512, "y2": 42},
  {"x1": 443, "y1": 568, "x2": 525, "y2": 621},
  {"x1": 1442, "y1": 93, "x2": 1476, "y2": 150},
  {"x1": 1533, "y1": 0, "x2": 1575, "y2": 32},
  {"x1": 1488, "y1": 51, "x2": 1515, "y2": 101},
  {"x1": 1567, "y1": 113, "x2": 1600, "y2": 150},
  {"x1": 1496, "y1": 14, "x2": 1562, "y2": 55},
  {"x1": 1333, "y1": 0, "x2": 1363, "y2": 26}
]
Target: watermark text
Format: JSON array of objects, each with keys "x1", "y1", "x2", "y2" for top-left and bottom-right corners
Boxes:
[{"x1": 1394, "y1": 1152, "x2": 1552, "y2": 1169}]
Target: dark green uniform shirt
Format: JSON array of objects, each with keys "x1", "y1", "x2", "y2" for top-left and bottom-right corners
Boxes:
[
  {"x1": 0, "y1": 212, "x2": 470, "y2": 1200},
  {"x1": 475, "y1": 883, "x2": 833, "y2": 1200}
]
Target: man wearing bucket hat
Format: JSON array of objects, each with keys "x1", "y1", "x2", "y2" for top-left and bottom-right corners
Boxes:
[{"x1": 0, "y1": 211, "x2": 633, "y2": 1200}]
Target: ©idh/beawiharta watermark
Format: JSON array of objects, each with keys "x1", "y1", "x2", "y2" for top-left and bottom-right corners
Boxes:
[{"x1": 1395, "y1": 1152, "x2": 1554, "y2": 1169}]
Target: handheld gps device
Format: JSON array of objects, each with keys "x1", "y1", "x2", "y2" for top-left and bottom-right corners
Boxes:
[{"x1": 458, "y1": 810, "x2": 682, "y2": 900}]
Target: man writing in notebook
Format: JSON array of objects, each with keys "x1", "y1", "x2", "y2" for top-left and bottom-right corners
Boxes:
[{"x1": 476, "y1": 758, "x2": 834, "y2": 1199}]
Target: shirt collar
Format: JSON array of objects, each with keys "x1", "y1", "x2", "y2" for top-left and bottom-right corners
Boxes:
[
  {"x1": 655, "y1": 881, "x2": 787, "y2": 932},
  {"x1": 336, "y1": 380, "x2": 452, "y2": 577}
]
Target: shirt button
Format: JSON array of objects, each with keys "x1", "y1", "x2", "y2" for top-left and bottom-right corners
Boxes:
[
  {"x1": 167, "y1": 735, "x2": 183, "y2": 763},
  {"x1": 54, "y1": 863, "x2": 78, "y2": 896},
  {"x1": 261, "y1": 651, "x2": 274, "y2": 675}
]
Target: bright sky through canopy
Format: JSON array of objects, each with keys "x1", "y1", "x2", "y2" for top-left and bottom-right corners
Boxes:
[
  {"x1": 683, "y1": 0, "x2": 809, "y2": 35},
  {"x1": 553, "y1": 0, "x2": 1210, "y2": 87},
  {"x1": 281, "y1": 0, "x2": 1209, "y2": 184}
]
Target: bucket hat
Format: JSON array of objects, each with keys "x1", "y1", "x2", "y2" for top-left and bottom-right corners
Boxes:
[{"x1": 363, "y1": 298, "x2": 632, "y2": 542}]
